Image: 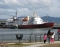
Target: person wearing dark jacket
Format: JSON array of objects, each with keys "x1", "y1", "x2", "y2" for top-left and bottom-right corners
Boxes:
[{"x1": 47, "y1": 29, "x2": 52, "y2": 43}]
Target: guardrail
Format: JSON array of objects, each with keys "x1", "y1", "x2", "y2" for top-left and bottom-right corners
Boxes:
[{"x1": 0, "y1": 33, "x2": 59, "y2": 43}]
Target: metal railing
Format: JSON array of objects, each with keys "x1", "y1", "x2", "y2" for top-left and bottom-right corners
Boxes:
[{"x1": 0, "y1": 33, "x2": 59, "y2": 43}]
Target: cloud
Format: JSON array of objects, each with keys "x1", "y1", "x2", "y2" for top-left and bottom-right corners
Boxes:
[
  {"x1": 4, "y1": 0, "x2": 18, "y2": 4},
  {"x1": 0, "y1": 0, "x2": 51, "y2": 9},
  {"x1": 0, "y1": 0, "x2": 60, "y2": 19}
]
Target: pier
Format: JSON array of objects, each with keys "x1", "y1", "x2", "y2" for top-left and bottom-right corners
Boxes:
[{"x1": 53, "y1": 23, "x2": 60, "y2": 29}]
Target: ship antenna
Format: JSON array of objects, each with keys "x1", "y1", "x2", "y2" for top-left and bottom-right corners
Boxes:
[
  {"x1": 16, "y1": 10, "x2": 17, "y2": 17},
  {"x1": 33, "y1": 12, "x2": 36, "y2": 17}
]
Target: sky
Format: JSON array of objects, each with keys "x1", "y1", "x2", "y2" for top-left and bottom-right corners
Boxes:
[{"x1": 0, "y1": 0, "x2": 60, "y2": 19}]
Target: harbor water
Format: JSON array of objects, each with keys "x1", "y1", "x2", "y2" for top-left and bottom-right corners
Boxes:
[
  {"x1": 0, "y1": 28, "x2": 58, "y2": 42},
  {"x1": 0, "y1": 29, "x2": 58, "y2": 34}
]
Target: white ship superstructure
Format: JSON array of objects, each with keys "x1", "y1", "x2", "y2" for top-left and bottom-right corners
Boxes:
[{"x1": 6, "y1": 12, "x2": 44, "y2": 26}]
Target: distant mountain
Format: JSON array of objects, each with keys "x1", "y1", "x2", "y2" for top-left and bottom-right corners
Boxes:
[
  {"x1": 0, "y1": 19, "x2": 6, "y2": 21},
  {"x1": 41, "y1": 16, "x2": 60, "y2": 23},
  {"x1": 0, "y1": 16, "x2": 60, "y2": 23},
  {"x1": 18, "y1": 16, "x2": 60, "y2": 23}
]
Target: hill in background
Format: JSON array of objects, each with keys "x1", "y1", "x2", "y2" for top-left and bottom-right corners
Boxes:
[
  {"x1": 0, "y1": 16, "x2": 60, "y2": 23},
  {"x1": 41, "y1": 16, "x2": 60, "y2": 23}
]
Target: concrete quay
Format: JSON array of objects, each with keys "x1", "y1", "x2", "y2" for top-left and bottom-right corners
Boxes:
[{"x1": 23, "y1": 41, "x2": 60, "y2": 47}]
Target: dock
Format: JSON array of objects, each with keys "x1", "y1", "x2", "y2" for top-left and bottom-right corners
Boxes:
[{"x1": 53, "y1": 23, "x2": 60, "y2": 29}]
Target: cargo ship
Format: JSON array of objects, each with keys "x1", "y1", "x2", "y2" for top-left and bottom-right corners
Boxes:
[{"x1": 5, "y1": 12, "x2": 54, "y2": 29}]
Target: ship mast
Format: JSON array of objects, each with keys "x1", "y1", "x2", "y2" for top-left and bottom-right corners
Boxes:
[
  {"x1": 46, "y1": 14, "x2": 48, "y2": 22},
  {"x1": 15, "y1": 10, "x2": 17, "y2": 18},
  {"x1": 33, "y1": 12, "x2": 37, "y2": 17},
  {"x1": 13, "y1": 10, "x2": 18, "y2": 20}
]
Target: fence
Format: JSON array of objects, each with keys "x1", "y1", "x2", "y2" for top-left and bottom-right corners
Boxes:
[{"x1": 0, "y1": 33, "x2": 60, "y2": 43}]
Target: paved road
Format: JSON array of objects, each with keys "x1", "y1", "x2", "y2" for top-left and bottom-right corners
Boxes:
[{"x1": 23, "y1": 41, "x2": 60, "y2": 47}]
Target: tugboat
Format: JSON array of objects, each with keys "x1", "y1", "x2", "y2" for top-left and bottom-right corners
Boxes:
[
  {"x1": 5, "y1": 11, "x2": 18, "y2": 29},
  {"x1": 5, "y1": 17, "x2": 18, "y2": 29}
]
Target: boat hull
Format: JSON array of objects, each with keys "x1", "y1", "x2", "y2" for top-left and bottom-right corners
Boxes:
[{"x1": 18, "y1": 22, "x2": 54, "y2": 29}]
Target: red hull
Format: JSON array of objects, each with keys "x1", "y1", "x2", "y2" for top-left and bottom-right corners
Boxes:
[{"x1": 18, "y1": 22, "x2": 54, "y2": 29}]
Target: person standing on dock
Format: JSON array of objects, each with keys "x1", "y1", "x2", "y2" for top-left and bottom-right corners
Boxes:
[
  {"x1": 50, "y1": 32, "x2": 55, "y2": 44},
  {"x1": 43, "y1": 33, "x2": 47, "y2": 43},
  {"x1": 47, "y1": 29, "x2": 52, "y2": 43}
]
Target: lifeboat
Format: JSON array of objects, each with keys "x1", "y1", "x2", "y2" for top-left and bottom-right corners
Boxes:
[{"x1": 22, "y1": 18, "x2": 28, "y2": 21}]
